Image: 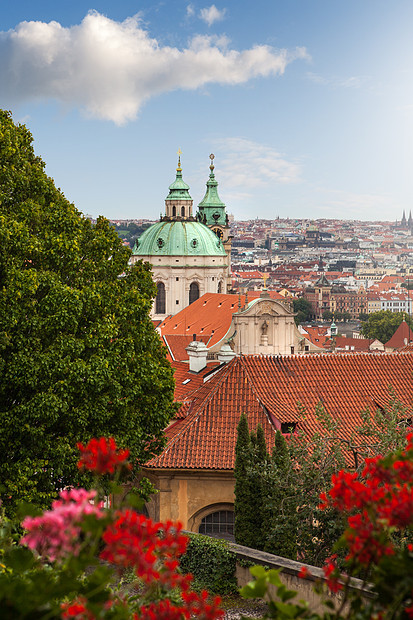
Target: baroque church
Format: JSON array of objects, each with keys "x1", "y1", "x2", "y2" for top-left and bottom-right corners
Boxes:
[{"x1": 131, "y1": 154, "x2": 231, "y2": 319}]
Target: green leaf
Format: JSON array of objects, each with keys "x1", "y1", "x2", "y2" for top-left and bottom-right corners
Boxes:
[{"x1": 4, "y1": 546, "x2": 35, "y2": 571}]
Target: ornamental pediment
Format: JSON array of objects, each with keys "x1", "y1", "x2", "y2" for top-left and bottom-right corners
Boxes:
[{"x1": 240, "y1": 299, "x2": 292, "y2": 317}]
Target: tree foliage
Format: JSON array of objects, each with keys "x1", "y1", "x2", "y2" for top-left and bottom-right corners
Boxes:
[
  {"x1": 0, "y1": 110, "x2": 177, "y2": 517},
  {"x1": 234, "y1": 415, "x2": 268, "y2": 549},
  {"x1": 235, "y1": 396, "x2": 412, "y2": 567},
  {"x1": 292, "y1": 298, "x2": 312, "y2": 325},
  {"x1": 360, "y1": 310, "x2": 413, "y2": 343}
]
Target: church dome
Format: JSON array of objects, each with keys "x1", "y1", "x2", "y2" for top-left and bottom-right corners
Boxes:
[{"x1": 134, "y1": 219, "x2": 227, "y2": 257}]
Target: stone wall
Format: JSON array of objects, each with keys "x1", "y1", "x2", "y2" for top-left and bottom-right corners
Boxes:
[{"x1": 231, "y1": 542, "x2": 374, "y2": 613}]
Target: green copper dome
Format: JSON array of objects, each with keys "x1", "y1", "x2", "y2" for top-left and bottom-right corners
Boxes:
[{"x1": 133, "y1": 220, "x2": 227, "y2": 257}]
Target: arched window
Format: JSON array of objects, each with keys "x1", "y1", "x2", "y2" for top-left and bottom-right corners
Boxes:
[
  {"x1": 217, "y1": 281, "x2": 222, "y2": 294},
  {"x1": 181, "y1": 205, "x2": 185, "y2": 217},
  {"x1": 155, "y1": 282, "x2": 166, "y2": 314},
  {"x1": 199, "y1": 510, "x2": 234, "y2": 541},
  {"x1": 172, "y1": 205, "x2": 176, "y2": 217},
  {"x1": 189, "y1": 282, "x2": 199, "y2": 305}
]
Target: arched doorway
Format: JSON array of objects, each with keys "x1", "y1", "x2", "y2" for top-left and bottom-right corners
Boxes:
[
  {"x1": 181, "y1": 206, "x2": 185, "y2": 217},
  {"x1": 155, "y1": 282, "x2": 166, "y2": 314},
  {"x1": 217, "y1": 281, "x2": 222, "y2": 294},
  {"x1": 189, "y1": 282, "x2": 199, "y2": 305},
  {"x1": 172, "y1": 205, "x2": 176, "y2": 217}
]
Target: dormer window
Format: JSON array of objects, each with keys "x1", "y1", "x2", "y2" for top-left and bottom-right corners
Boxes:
[{"x1": 281, "y1": 422, "x2": 297, "y2": 434}]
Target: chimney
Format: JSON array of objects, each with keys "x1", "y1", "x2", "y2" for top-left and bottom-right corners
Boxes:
[
  {"x1": 217, "y1": 343, "x2": 236, "y2": 364},
  {"x1": 186, "y1": 340, "x2": 208, "y2": 373}
]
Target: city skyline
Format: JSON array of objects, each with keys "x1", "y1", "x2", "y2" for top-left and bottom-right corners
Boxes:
[{"x1": 1, "y1": 1, "x2": 413, "y2": 222}]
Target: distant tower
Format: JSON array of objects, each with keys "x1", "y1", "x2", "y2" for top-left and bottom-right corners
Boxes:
[
  {"x1": 401, "y1": 210, "x2": 407, "y2": 227},
  {"x1": 408, "y1": 210, "x2": 412, "y2": 229},
  {"x1": 197, "y1": 154, "x2": 232, "y2": 291}
]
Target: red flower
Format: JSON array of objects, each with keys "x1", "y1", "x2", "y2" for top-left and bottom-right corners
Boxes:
[
  {"x1": 323, "y1": 555, "x2": 343, "y2": 593},
  {"x1": 61, "y1": 598, "x2": 95, "y2": 619},
  {"x1": 100, "y1": 510, "x2": 189, "y2": 587},
  {"x1": 298, "y1": 566, "x2": 311, "y2": 579},
  {"x1": 77, "y1": 437, "x2": 130, "y2": 474}
]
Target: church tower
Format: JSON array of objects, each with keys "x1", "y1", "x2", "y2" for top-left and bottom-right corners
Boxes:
[
  {"x1": 131, "y1": 154, "x2": 229, "y2": 319},
  {"x1": 197, "y1": 154, "x2": 232, "y2": 292}
]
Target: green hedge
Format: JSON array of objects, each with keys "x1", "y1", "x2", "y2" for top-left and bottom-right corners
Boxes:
[{"x1": 180, "y1": 533, "x2": 237, "y2": 595}]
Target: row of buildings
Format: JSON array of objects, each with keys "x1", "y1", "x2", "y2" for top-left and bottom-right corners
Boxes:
[{"x1": 127, "y1": 156, "x2": 413, "y2": 541}]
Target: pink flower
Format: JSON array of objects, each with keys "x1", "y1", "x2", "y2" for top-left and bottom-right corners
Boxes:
[{"x1": 21, "y1": 489, "x2": 104, "y2": 562}]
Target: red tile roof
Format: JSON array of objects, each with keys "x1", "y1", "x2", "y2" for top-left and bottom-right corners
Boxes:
[
  {"x1": 334, "y1": 336, "x2": 375, "y2": 352},
  {"x1": 164, "y1": 334, "x2": 210, "y2": 361},
  {"x1": 158, "y1": 292, "x2": 284, "y2": 353},
  {"x1": 385, "y1": 321, "x2": 413, "y2": 349},
  {"x1": 170, "y1": 360, "x2": 220, "y2": 417},
  {"x1": 145, "y1": 354, "x2": 413, "y2": 471}
]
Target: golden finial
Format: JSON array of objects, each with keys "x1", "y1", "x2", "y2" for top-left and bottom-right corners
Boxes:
[
  {"x1": 209, "y1": 153, "x2": 215, "y2": 171},
  {"x1": 177, "y1": 148, "x2": 182, "y2": 170},
  {"x1": 263, "y1": 273, "x2": 268, "y2": 290}
]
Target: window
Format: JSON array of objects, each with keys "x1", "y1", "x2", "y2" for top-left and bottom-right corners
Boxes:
[
  {"x1": 281, "y1": 422, "x2": 297, "y2": 434},
  {"x1": 172, "y1": 205, "x2": 176, "y2": 217},
  {"x1": 217, "y1": 281, "x2": 222, "y2": 294},
  {"x1": 199, "y1": 510, "x2": 234, "y2": 541},
  {"x1": 181, "y1": 206, "x2": 185, "y2": 217},
  {"x1": 189, "y1": 282, "x2": 199, "y2": 305},
  {"x1": 155, "y1": 282, "x2": 166, "y2": 314}
]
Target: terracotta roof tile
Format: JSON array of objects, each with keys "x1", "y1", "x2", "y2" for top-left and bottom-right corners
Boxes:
[
  {"x1": 385, "y1": 321, "x2": 413, "y2": 349},
  {"x1": 146, "y1": 354, "x2": 413, "y2": 472},
  {"x1": 159, "y1": 292, "x2": 284, "y2": 353},
  {"x1": 164, "y1": 334, "x2": 210, "y2": 361}
]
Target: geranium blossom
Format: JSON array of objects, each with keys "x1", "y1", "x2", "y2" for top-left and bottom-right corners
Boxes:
[
  {"x1": 77, "y1": 437, "x2": 130, "y2": 474},
  {"x1": 21, "y1": 488, "x2": 103, "y2": 561}
]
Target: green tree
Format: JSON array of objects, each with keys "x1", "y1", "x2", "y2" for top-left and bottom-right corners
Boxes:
[
  {"x1": 234, "y1": 416, "x2": 268, "y2": 549},
  {"x1": 234, "y1": 414, "x2": 253, "y2": 546},
  {"x1": 0, "y1": 110, "x2": 177, "y2": 517},
  {"x1": 262, "y1": 431, "x2": 298, "y2": 559},
  {"x1": 292, "y1": 298, "x2": 312, "y2": 325},
  {"x1": 360, "y1": 310, "x2": 413, "y2": 343},
  {"x1": 322, "y1": 310, "x2": 333, "y2": 321}
]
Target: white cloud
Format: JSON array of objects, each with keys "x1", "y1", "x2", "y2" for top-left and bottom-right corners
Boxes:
[
  {"x1": 307, "y1": 72, "x2": 369, "y2": 89},
  {"x1": 199, "y1": 5, "x2": 226, "y2": 26},
  {"x1": 0, "y1": 12, "x2": 308, "y2": 124},
  {"x1": 212, "y1": 137, "x2": 301, "y2": 199},
  {"x1": 186, "y1": 4, "x2": 195, "y2": 18}
]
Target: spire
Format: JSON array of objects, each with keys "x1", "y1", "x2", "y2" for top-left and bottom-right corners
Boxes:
[
  {"x1": 409, "y1": 210, "x2": 412, "y2": 227},
  {"x1": 402, "y1": 210, "x2": 407, "y2": 226},
  {"x1": 165, "y1": 150, "x2": 192, "y2": 202},
  {"x1": 197, "y1": 153, "x2": 227, "y2": 226}
]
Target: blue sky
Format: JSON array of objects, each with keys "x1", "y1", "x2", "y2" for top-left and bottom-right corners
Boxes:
[{"x1": 1, "y1": 1, "x2": 413, "y2": 222}]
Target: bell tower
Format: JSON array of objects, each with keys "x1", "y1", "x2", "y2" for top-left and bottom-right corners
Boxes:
[{"x1": 197, "y1": 154, "x2": 232, "y2": 291}]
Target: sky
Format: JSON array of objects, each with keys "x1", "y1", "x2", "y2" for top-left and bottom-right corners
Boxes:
[{"x1": 1, "y1": 1, "x2": 413, "y2": 222}]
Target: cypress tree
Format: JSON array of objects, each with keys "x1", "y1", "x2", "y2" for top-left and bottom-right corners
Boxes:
[
  {"x1": 263, "y1": 431, "x2": 298, "y2": 558},
  {"x1": 256, "y1": 424, "x2": 268, "y2": 464},
  {"x1": 234, "y1": 414, "x2": 254, "y2": 546},
  {"x1": 234, "y1": 416, "x2": 268, "y2": 549}
]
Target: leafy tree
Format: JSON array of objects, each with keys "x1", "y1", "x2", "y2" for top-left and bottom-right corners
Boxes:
[
  {"x1": 358, "y1": 312, "x2": 369, "y2": 321},
  {"x1": 0, "y1": 110, "x2": 177, "y2": 517},
  {"x1": 292, "y1": 298, "x2": 312, "y2": 325},
  {"x1": 322, "y1": 310, "x2": 333, "y2": 321},
  {"x1": 360, "y1": 310, "x2": 413, "y2": 343}
]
